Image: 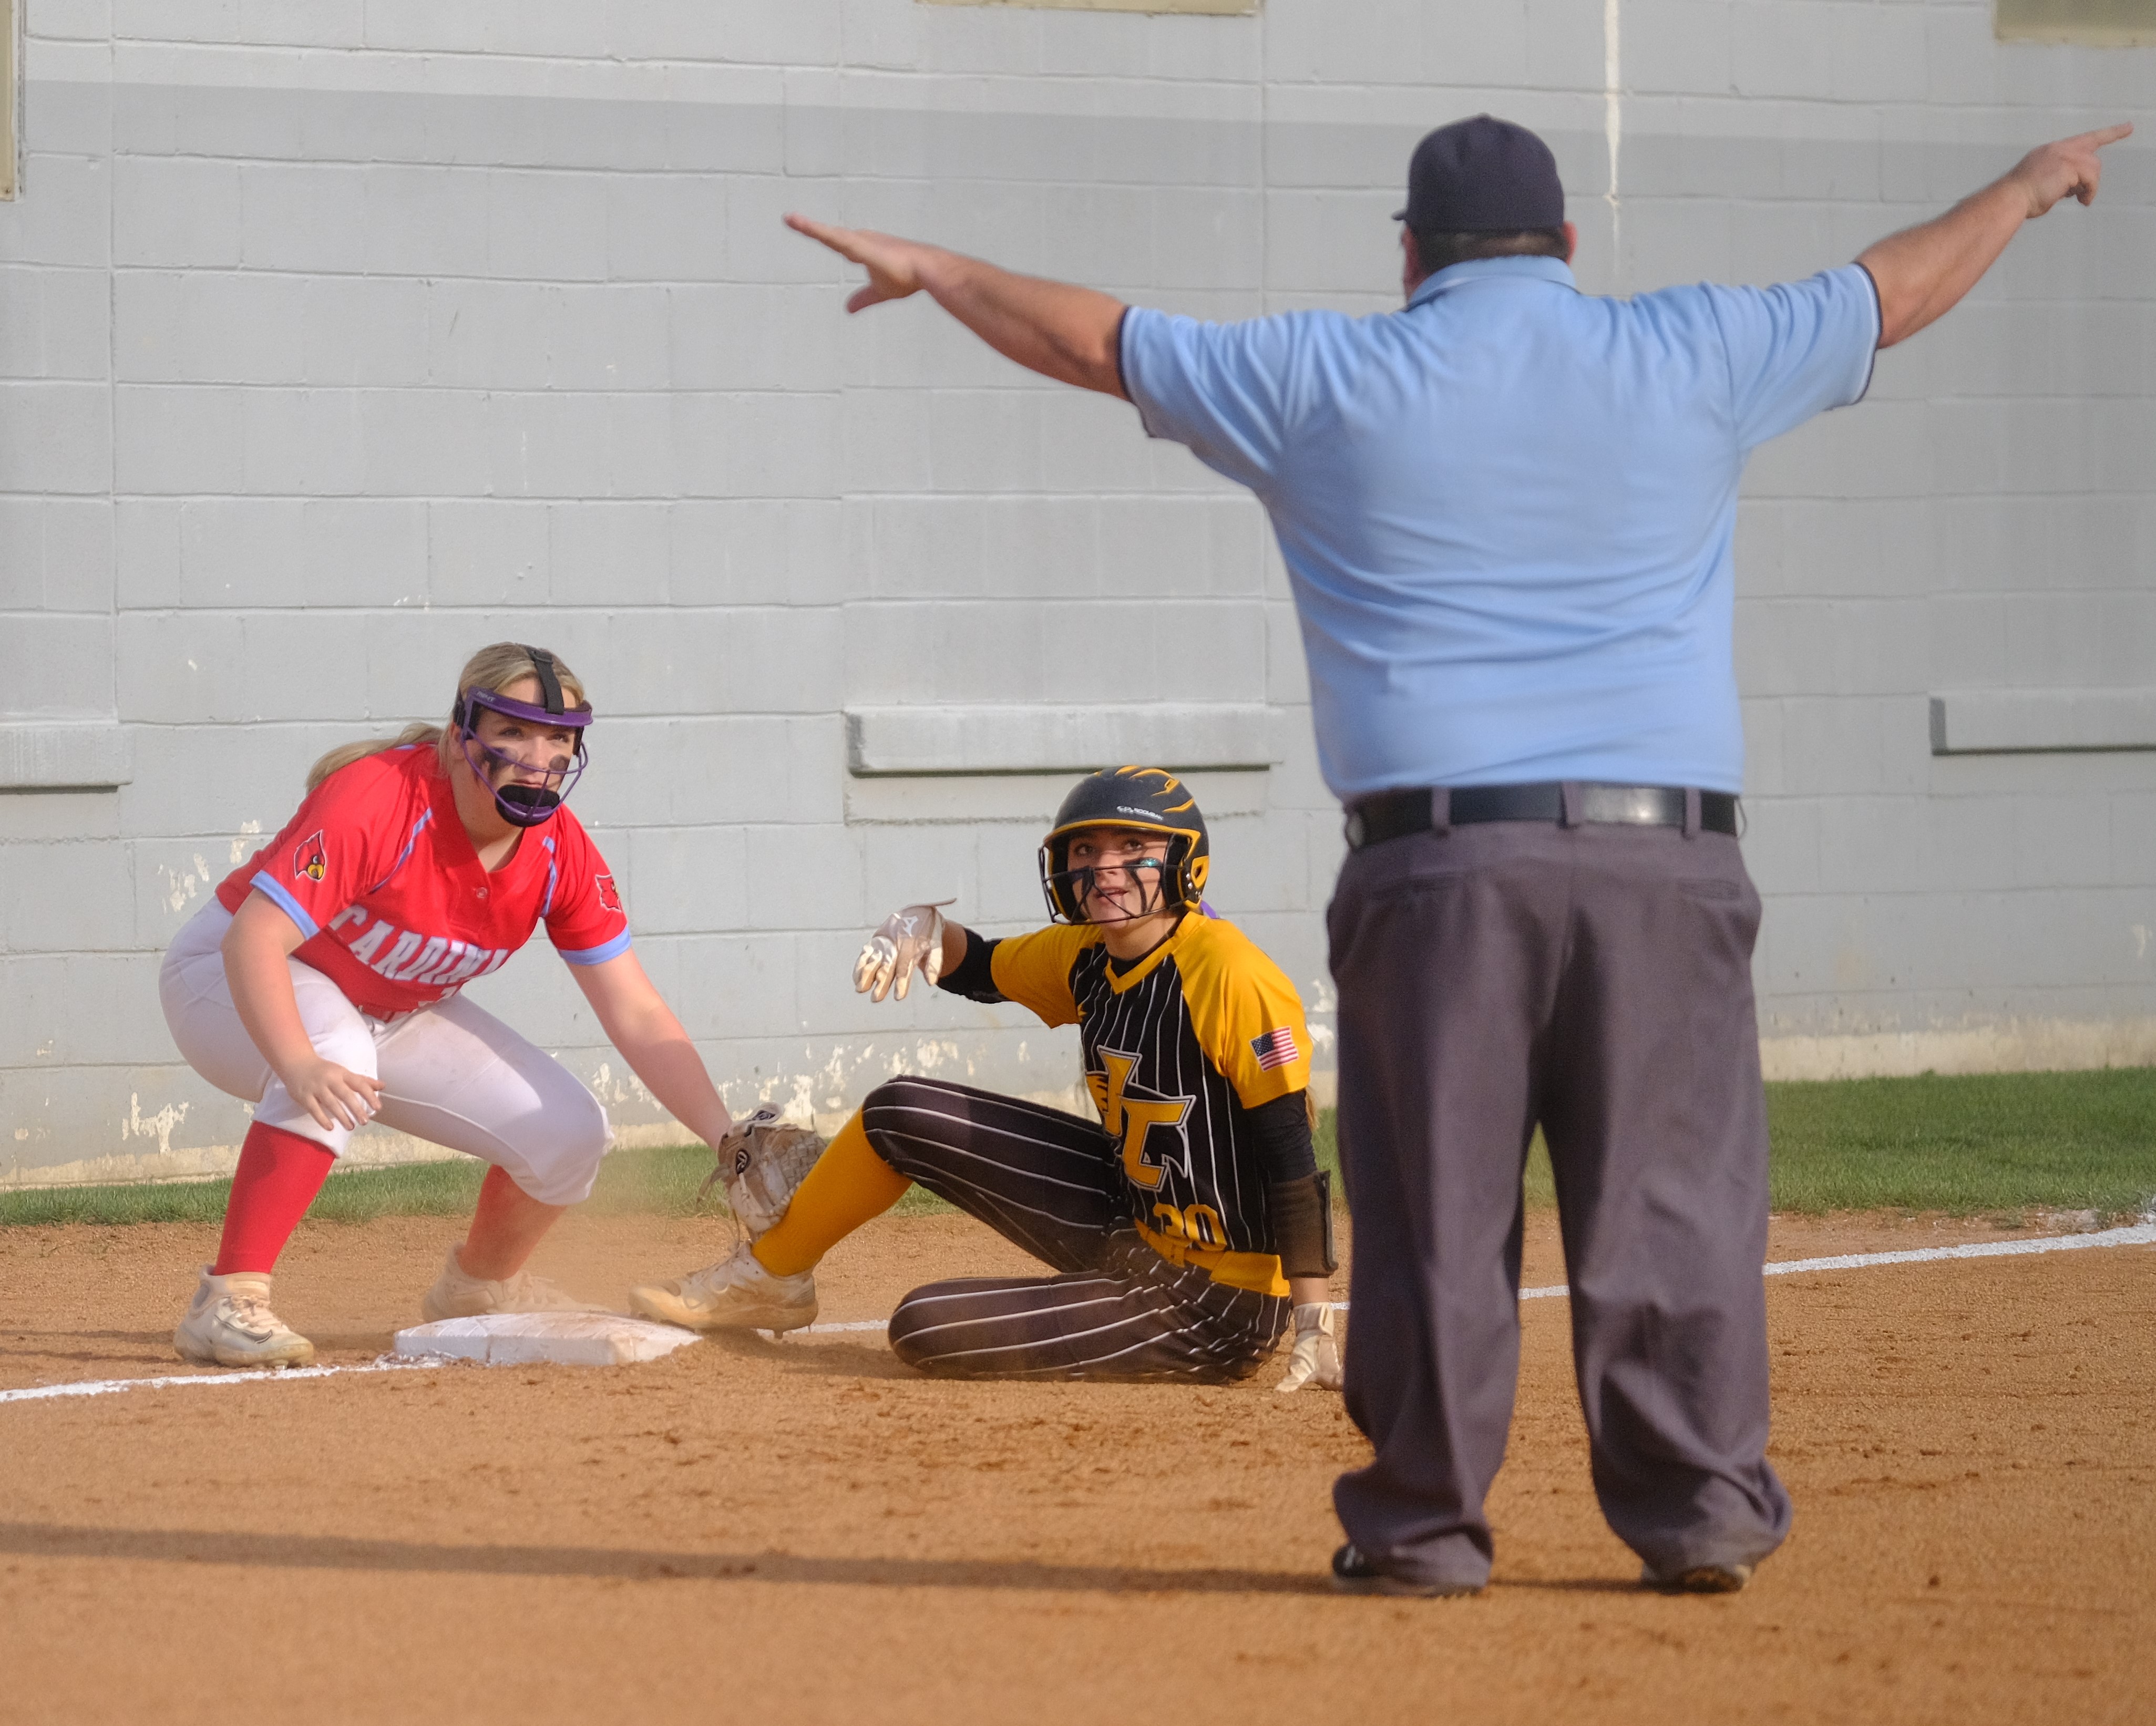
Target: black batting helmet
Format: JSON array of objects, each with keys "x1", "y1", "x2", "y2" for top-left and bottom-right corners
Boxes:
[{"x1": 1038, "y1": 766, "x2": 1210, "y2": 924}]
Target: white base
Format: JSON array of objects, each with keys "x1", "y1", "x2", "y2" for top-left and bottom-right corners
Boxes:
[{"x1": 393, "y1": 1312, "x2": 701, "y2": 1367}]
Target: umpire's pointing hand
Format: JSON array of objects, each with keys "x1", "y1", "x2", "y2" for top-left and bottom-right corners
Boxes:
[
  {"x1": 782, "y1": 213, "x2": 1130, "y2": 396},
  {"x1": 2010, "y1": 122, "x2": 2133, "y2": 218},
  {"x1": 786, "y1": 214, "x2": 943, "y2": 313},
  {"x1": 1861, "y1": 120, "x2": 2133, "y2": 347}
]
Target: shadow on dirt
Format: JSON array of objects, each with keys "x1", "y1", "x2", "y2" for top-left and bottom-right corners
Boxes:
[
  {"x1": 0, "y1": 1520, "x2": 1338, "y2": 1596},
  {"x1": 699, "y1": 1332, "x2": 1281, "y2": 1391},
  {"x1": 0, "y1": 1328, "x2": 395, "y2": 1375},
  {"x1": 695, "y1": 1332, "x2": 911, "y2": 1378},
  {"x1": 0, "y1": 1331, "x2": 178, "y2": 1370}
]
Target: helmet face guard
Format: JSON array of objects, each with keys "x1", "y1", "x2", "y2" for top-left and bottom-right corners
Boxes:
[
  {"x1": 1039, "y1": 854, "x2": 1175, "y2": 927},
  {"x1": 1036, "y1": 767, "x2": 1210, "y2": 926},
  {"x1": 451, "y1": 648, "x2": 591, "y2": 830}
]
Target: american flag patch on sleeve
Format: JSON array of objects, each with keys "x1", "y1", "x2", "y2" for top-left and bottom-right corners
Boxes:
[{"x1": 1250, "y1": 1026, "x2": 1300, "y2": 1071}]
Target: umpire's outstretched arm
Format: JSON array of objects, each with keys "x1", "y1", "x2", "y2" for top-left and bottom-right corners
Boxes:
[
  {"x1": 1857, "y1": 122, "x2": 2131, "y2": 347},
  {"x1": 784, "y1": 212, "x2": 1128, "y2": 397},
  {"x1": 786, "y1": 121, "x2": 2130, "y2": 379}
]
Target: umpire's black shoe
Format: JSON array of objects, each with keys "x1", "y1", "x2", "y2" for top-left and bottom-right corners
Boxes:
[{"x1": 1330, "y1": 1543, "x2": 1481, "y2": 1599}]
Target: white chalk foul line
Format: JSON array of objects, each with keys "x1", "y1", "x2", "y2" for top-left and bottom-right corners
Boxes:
[
  {"x1": 0, "y1": 1356, "x2": 439, "y2": 1407},
  {"x1": 1759, "y1": 1218, "x2": 2156, "y2": 1276},
  {"x1": 1515, "y1": 1219, "x2": 2156, "y2": 1302},
  {"x1": 7, "y1": 1222, "x2": 2152, "y2": 1407}
]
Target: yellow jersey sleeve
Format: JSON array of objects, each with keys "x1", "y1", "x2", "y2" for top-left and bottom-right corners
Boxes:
[
  {"x1": 985, "y1": 924, "x2": 1095, "y2": 1028},
  {"x1": 1173, "y1": 917, "x2": 1315, "y2": 1109}
]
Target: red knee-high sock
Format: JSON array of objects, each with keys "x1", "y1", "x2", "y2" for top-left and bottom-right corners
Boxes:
[
  {"x1": 213, "y1": 1123, "x2": 336, "y2": 1276},
  {"x1": 458, "y1": 1164, "x2": 565, "y2": 1281}
]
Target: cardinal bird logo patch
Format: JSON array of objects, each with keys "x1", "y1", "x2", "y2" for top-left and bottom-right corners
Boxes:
[
  {"x1": 292, "y1": 830, "x2": 327, "y2": 884},
  {"x1": 595, "y1": 874, "x2": 622, "y2": 913}
]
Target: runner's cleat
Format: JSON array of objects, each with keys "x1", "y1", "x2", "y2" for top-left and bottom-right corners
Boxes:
[
  {"x1": 173, "y1": 1266, "x2": 317, "y2": 1369},
  {"x1": 628, "y1": 1241, "x2": 819, "y2": 1334},
  {"x1": 419, "y1": 1246, "x2": 605, "y2": 1323}
]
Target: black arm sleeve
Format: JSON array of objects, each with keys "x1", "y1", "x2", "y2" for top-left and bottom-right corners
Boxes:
[
  {"x1": 1247, "y1": 1091, "x2": 1316, "y2": 1182},
  {"x1": 1268, "y1": 1173, "x2": 1336, "y2": 1280},
  {"x1": 934, "y1": 927, "x2": 1004, "y2": 1003},
  {"x1": 1249, "y1": 1091, "x2": 1334, "y2": 1278}
]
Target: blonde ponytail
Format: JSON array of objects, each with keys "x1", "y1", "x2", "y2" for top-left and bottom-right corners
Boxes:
[
  {"x1": 306, "y1": 723, "x2": 443, "y2": 793},
  {"x1": 302, "y1": 643, "x2": 590, "y2": 793}
]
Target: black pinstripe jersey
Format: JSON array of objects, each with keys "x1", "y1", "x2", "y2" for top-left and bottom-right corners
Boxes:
[{"x1": 979, "y1": 915, "x2": 1313, "y2": 1296}]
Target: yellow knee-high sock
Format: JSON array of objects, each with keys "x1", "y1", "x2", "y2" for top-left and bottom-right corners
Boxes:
[{"x1": 752, "y1": 1111, "x2": 910, "y2": 1276}]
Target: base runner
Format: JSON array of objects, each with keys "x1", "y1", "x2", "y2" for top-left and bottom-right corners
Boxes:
[
  {"x1": 631, "y1": 767, "x2": 1343, "y2": 1386},
  {"x1": 160, "y1": 642, "x2": 735, "y2": 1369}
]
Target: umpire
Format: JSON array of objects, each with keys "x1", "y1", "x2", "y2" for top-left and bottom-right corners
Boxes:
[{"x1": 788, "y1": 112, "x2": 2130, "y2": 1596}]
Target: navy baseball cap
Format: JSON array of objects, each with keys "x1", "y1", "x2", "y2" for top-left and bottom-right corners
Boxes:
[{"x1": 1393, "y1": 115, "x2": 1565, "y2": 232}]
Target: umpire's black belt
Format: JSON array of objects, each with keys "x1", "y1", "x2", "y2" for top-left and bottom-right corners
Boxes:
[{"x1": 1343, "y1": 782, "x2": 1740, "y2": 851}]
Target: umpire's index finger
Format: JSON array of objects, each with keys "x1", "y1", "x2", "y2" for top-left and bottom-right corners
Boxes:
[{"x1": 784, "y1": 211, "x2": 854, "y2": 253}]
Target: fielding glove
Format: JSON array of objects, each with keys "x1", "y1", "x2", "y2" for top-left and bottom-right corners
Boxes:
[
  {"x1": 696, "y1": 1108, "x2": 829, "y2": 1238},
  {"x1": 1275, "y1": 1301, "x2": 1343, "y2": 1393},
  {"x1": 853, "y1": 900, "x2": 954, "y2": 1003}
]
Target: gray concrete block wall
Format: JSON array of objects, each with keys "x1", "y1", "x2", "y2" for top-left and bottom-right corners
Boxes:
[{"x1": 2, "y1": 0, "x2": 2152, "y2": 1183}]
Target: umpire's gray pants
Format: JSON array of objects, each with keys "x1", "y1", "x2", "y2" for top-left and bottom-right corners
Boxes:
[{"x1": 1327, "y1": 816, "x2": 1792, "y2": 1591}]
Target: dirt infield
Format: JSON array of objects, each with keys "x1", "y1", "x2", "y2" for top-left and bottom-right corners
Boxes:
[{"x1": 2, "y1": 1208, "x2": 2151, "y2": 1725}]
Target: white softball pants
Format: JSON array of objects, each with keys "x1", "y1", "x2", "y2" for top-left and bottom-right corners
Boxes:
[{"x1": 159, "y1": 901, "x2": 611, "y2": 1206}]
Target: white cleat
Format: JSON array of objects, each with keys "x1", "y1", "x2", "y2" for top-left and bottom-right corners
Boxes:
[
  {"x1": 628, "y1": 1241, "x2": 819, "y2": 1334},
  {"x1": 173, "y1": 1266, "x2": 317, "y2": 1369},
  {"x1": 419, "y1": 1246, "x2": 605, "y2": 1323}
]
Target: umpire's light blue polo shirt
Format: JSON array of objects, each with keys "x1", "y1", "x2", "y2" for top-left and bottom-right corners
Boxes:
[{"x1": 1120, "y1": 256, "x2": 1880, "y2": 799}]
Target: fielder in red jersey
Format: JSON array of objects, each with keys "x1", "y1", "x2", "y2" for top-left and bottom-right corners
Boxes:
[
  {"x1": 160, "y1": 642, "x2": 736, "y2": 1370},
  {"x1": 214, "y1": 741, "x2": 628, "y2": 1021}
]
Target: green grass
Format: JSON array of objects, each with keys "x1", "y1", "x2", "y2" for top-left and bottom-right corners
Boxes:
[
  {"x1": 0, "y1": 1138, "x2": 992, "y2": 1230},
  {"x1": 1761, "y1": 1067, "x2": 2156, "y2": 1218},
  {"x1": 5, "y1": 1068, "x2": 2152, "y2": 1229},
  {"x1": 0, "y1": 1145, "x2": 694, "y2": 1229},
  {"x1": 1308, "y1": 1070, "x2": 2154, "y2": 1220}
]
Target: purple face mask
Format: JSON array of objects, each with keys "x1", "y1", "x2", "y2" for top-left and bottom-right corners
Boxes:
[{"x1": 452, "y1": 650, "x2": 592, "y2": 829}]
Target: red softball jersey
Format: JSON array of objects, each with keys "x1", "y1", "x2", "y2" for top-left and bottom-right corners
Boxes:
[{"x1": 215, "y1": 743, "x2": 631, "y2": 1020}]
